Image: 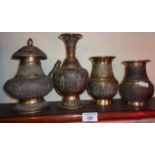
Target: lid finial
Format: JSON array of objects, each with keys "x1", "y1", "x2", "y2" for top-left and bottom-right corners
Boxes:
[{"x1": 27, "y1": 38, "x2": 33, "y2": 46}]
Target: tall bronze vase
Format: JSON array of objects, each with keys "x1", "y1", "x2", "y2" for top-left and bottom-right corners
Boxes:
[
  {"x1": 87, "y1": 56, "x2": 119, "y2": 106},
  {"x1": 53, "y1": 33, "x2": 89, "y2": 110},
  {"x1": 119, "y1": 60, "x2": 154, "y2": 106}
]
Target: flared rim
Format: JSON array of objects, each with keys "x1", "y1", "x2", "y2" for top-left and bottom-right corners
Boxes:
[
  {"x1": 122, "y1": 60, "x2": 150, "y2": 65},
  {"x1": 58, "y1": 33, "x2": 83, "y2": 40},
  {"x1": 89, "y1": 56, "x2": 116, "y2": 64},
  {"x1": 89, "y1": 56, "x2": 116, "y2": 61}
]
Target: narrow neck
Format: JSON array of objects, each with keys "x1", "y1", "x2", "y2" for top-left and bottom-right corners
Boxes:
[
  {"x1": 59, "y1": 33, "x2": 82, "y2": 59},
  {"x1": 66, "y1": 49, "x2": 76, "y2": 58},
  {"x1": 64, "y1": 39, "x2": 76, "y2": 58}
]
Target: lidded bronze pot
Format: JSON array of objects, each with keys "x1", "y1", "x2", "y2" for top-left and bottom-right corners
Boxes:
[
  {"x1": 52, "y1": 33, "x2": 89, "y2": 110},
  {"x1": 119, "y1": 60, "x2": 154, "y2": 106},
  {"x1": 4, "y1": 38, "x2": 53, "y2": 114},
  {"x1": 87, "y1": 56, "x2": 119, "y2": 106}
]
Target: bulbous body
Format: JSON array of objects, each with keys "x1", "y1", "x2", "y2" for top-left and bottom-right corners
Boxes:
[
  {"x1": 53, "y1": 33, "x2": 88, "y2": 110},
  {"x1": 4, "y1": 39, "x2": 53, "y2": 114},
  {"x1": 87, "y1": 56, "x2": 119, "y2": 106},
  {"x1": 119, "y1": 60, "x2": 154, "y2": 106}
]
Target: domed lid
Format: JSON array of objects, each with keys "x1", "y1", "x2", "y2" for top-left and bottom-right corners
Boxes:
[{"x1": 12, "y1": 38, "x2": 47, "y2": 59}]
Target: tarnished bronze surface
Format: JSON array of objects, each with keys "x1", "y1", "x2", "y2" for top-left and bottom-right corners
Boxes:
[
  {"x1": 59, "y1": 95, "x2": 83, "y2": 110},
  {"x1": 13, "y1": 98, "x2": 49, "y2": 114},
  {"x1": 87, "y1": 56, "x2": 119, "y2": 106},
  {"x1": 119, "y1": 60, "x2": 154, "y2": 106},
  {"x1": 4, "y1": 38, "x2": 53, "y2": 114},
  {"x1": 128, "y1": 101, "x2": 145, "y2": 107},
  {"x1": 53, "y1": 33, "x2": 88, "y2": 110},
  {"x1": 96, "y1": 99, "x2": 112, "y2": 106}
]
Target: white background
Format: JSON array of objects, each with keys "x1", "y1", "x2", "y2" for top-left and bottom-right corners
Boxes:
[{"x1": 1, "y1": 0, "x2": 155, "y2": 155}]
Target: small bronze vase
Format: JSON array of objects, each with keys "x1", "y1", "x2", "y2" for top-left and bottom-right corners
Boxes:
[
  {"x1": 4, "y1": 39, "x2": 53, "y2": 114},
  {"x1": 53, "y1": 33, "x2": 89, "y2": 110},
  {"x1": 119, "y1": 60, "x2": 154, "y2": 106},
  {"x1": 87, "y1": 56, "x2": 119, "y2": 106}
]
